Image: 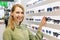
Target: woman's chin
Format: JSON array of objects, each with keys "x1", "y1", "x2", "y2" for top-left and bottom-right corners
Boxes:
[{"x1": 17, "y1": 19, "x2": 23, "y2": 23}]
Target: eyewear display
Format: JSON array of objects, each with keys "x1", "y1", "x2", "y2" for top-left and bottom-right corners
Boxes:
[
  {"x1": 46, "y1": 30, "x2": 49, "y2": 33},
  {"x1": 38, "y1": 9, "x2": 44, "y2": 12},
  {"x1": 35, "y1": 19, "x2": 41, "y2": 21},
  {"x1": 42, "y1": 29, "x2": 45, "y2": 32},
  {"x1": 49, "y1": 31, "x2": 51, "y2": 34},
  {"x1": 38, "y1": 10, "x2": 41, "y2": 12},
  {"x1": 53, "y1": 6, "x2": 60, "y2": 10},
  {"x1": 47, "y1": 7, "x2": 52, "y2": 12},
  {"x1": 26, "y1": 18, "x2": 29, "y2": 20},
  {"x1": 53, "y1": 32, "x2": 60, "y2": 37},
  {"x1": 26, "y1": 11, "x2": 29, "y2": 14},
  {"x1": 29, "y1": 18, "x2": 34, "y2": 21},
  {"x1": 53, "y1": 20, "x2": 60, "y2": 24},
  {"x1": 46, "y1": 17, "x2": 53, "y2": 21},
  {"x1": 46, "y1": 17, "x2": 60, "y2": 24},
  {"x1": 30, "y1": 11, "x2": 34, "y2": 13},
  {"x1": 35, "y1": 27, "x2": 38, "y2": 30},
  {"x1": 26, "y1": 18, "x2": 34, "y2": 21}
]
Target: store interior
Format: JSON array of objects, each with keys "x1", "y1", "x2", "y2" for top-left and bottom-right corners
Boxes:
[{"x1": 0, "y1": 0, "x2": 60, "y2": 40}]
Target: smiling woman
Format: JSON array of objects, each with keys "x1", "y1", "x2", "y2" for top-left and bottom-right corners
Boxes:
[
  {"x1": 7, "y1": 4, "x2": 24, "y2": 30},
  {"x1": 3, "y1": 4, "x2": 47, "y2": 40}
]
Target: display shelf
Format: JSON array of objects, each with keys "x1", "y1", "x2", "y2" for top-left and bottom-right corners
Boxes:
[
  {"x1": 24, "y1": 20, "x2": 60, "y2": 30},
  {"x1": 22, "y1": 0, "x2": 60, "y2": 40},
  {"x1": 26, "y1": 23, "x2": 60, "y2": 39},
  {"x1": 26, "y1": 23, "x2": 60, "y2": 40},
  {"x1": 25, "y1": 16, "x2": 60, "y2": 26},
  {"x1": 25, "y1": 20, "x2": 60, "y2": 25},
  {"x1": 26, "y1": 0, "x2": 60, "y2": 9},
  {"x1": 44, "y1": 33, "x2": 60, "y2": 40},
  {"x1": 42, "y1": 27, "x2": 60, "y2": 39},
  {"x1": 26, "y1": 9, "x2": 60, "y2": 16}
]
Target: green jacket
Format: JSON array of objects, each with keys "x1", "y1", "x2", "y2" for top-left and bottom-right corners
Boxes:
[{"x1": 3, "y1": 24, "x2": 43, "y2": 40}]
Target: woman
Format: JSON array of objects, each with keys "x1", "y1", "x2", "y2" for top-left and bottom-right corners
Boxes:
[{"x1": 3, "y1": 4, "x2": 46, "y2": 40}]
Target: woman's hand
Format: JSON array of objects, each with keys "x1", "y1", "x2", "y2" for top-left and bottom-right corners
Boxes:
[
  {"x1": 38, "y1": 16, "x2": 47, "y2": 30},
  {"x1": 40, "y1": 16, "x2": 46, "y2": 26}
]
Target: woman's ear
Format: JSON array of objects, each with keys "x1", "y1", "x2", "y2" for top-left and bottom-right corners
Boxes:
[
  {"x1": 10, "y1": 12, "x2": 14, "y2": 18},
  {"x1": 10, "y1": 11, "x2": 13, "y2": 16},
  {"x1": 10, "y1": 13, "x2": 13, "y2": 16}
]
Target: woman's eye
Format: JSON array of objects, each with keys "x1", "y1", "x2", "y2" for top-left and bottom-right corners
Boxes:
[
  {"x1": 21, "y1": 12, "x2": 24, "y2": 14},
  {"x1": 16, "y1": 11, "x2": 24, "y2": 14},
  {"x1": 16, "y1": 12, "x2": 20, "y2": 14}
]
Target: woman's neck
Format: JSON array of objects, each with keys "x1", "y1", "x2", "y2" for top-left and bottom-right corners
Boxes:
[{"x1": 15, "y1": 21, "x2": 21, "y2": 26}]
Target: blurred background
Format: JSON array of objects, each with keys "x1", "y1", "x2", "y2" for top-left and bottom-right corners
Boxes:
[{"x1": 0, "y1": 0, "x2": 60, "y2": 40}]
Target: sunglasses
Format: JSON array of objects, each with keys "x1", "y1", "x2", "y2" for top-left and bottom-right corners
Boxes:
[
  {"x1": 35, "y1": 27, "x2": 38, "y2": 30},
  {"x1": 53, "y1": 32, "x2": 60, "y2": 37},
  {"x1": 46, "y1": 30, "x2": 49, "y2": 33},
  {"x1": 30, "y1": 11, "x2": 34, "y2": 13},
  {"x1": 53, "y1": 20, "x2": 60, "y2": 24},
  {"x1": 46, "y1": 17, "x2": 53, "y2": 22},
  {"x1": 47, "y1": 6, "x2": 60, "y2": 12},
  {"x1": 42, "y1": 29, "x2": 45, "y2": 32},
  {"x1": 46, "y1": 17, "x2": 60, "y2": 24},
  {"x1": 26, "y1": 18, "x2": 34, "y2": 21},
  {"x1": 35, "y1": 19, "x2": 41, "y2": 21},
  {"x1": 47, "y1": 7, "x2": 53, "y2": 12},
  {"x1": 26, "y1": 6, "x2": 60, "y2": 14},
  {"x1": 38, "y1": 9, "x2": 44, "y2": 12},
  {"x1": 42, "y1": 29, "x2": 51, "y2": 34},
  {"x1": 26, "y1": 18, "x2": 29, "y2": 20},
  {"x1": 26, "y1": 11, "x2": 29, "y2": 14},
  {"x1": 29, "y1": 18, "x2": 34, "y2": 21},
  {"x1": 53, "y1": 6, "x2": 60, "y2": 10}
]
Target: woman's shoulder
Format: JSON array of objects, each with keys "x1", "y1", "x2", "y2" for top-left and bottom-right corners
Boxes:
[{"x1": 3, "y1": 27, "x2": 12, "y2": 34}]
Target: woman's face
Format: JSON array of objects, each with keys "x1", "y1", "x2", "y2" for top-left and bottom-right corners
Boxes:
[{"x1": 11, "y1": 7, "x2": 24, "y2": 24}]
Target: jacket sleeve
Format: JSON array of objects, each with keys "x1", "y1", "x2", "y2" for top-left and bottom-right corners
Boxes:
[
  {"x1": 3, "y1": 29, "x2": 12, "y2": 40},
  {"x1": 28, "y1": 29, "x2": 43, "y2": 40}
]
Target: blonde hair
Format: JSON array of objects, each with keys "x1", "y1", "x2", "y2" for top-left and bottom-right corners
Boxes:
[{"x1": 7, "y1": 4, "x2": 24, "y2": 30}]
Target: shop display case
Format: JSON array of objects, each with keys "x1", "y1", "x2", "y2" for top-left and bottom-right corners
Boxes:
[{"x1": 21, "y1": 0, "x2": 60, "y2": 40}]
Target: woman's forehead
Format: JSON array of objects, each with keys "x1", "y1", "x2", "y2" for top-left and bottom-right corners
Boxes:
[{"x1": 14, "y1": 7, "x2": 23, "y2": 12}]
